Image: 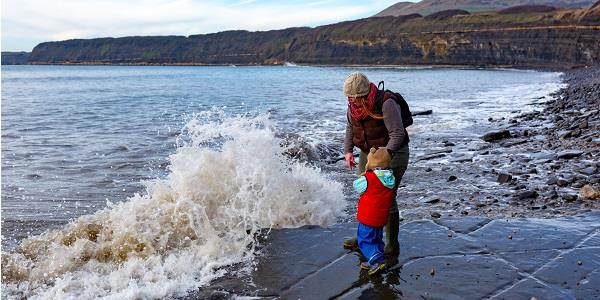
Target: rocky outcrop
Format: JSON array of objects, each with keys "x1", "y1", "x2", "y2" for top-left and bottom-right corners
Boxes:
[{"x1": 25, "y1": 7, "x2": 600, "y2": 67}]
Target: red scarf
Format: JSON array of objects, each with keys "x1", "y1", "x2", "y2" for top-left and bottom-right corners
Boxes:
[{"x1": 348, "y1": 83, "x2": 377, "y2": 121}]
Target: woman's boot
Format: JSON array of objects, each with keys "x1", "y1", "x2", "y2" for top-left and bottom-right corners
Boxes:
[{"x1": 384, "y1": 212, "x2": 400, "y2": 256}]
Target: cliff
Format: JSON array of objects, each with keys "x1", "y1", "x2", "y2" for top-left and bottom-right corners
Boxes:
[{"x1": 25, "y1": 5, "x2": 600, "y2": 68}]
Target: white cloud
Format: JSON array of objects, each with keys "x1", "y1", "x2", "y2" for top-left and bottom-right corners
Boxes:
[{"x1": 1, "y1": 0, "x2": 406, "y2": 51}]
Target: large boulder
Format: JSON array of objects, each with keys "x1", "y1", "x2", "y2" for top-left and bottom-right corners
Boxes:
[
  {"x1": 580, "y1": 185, "x2": 600, "y2": 199},
  {"x1": 482, "y1": 130, "x2": 511, "y2": 142}
]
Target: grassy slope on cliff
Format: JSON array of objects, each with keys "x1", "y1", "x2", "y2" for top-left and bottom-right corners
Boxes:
[{"x1": 375, "y1": 0, "x2": 597, "y2": 16}]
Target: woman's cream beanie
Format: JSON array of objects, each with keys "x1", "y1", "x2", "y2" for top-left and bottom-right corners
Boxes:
[{"x1": 343, "y1": 72, "x2": 371, "y2": 98}]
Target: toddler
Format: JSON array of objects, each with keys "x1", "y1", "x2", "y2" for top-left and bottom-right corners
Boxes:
[{"x1": 353, "y1": 147, "x2": 395, "y2": 275}]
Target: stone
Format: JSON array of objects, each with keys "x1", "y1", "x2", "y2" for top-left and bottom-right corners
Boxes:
[
  {"x1": 430, "y1": 211, "x2": 442, "y2": 218},
  {"x1": 482, "y1": 130, "x2": 511, "y2": 142},
  {"x1": 563, "y1": 194, "x2": 578, "y2": 202},
  {"x1": 542, "y1": 190, "x2": 558, "y2": 199},
  {"x1": 497, "y1": 173, "x2": 513, "y2": 184},
  {"x1": 411, "y1": 110, "x2": 433, "y2": 116},
  {"x1": 580, "y1": 167, "x2": 597, "y2": 176},
  {"x1": 423, "y1": 196, "x2": 441, "y2": 204},
  {"x1": 556, "y1": 179, "x2": 569, "y2": 187},
  {"x1": 546, "y1": 176, "x2": 558, "y2": 185},
  {"x1": 448, "y1": 175, "x2": 458, "y2": 182},
  {"x1": 558, "y1": 130, "x2": 572, "y2": 139},
  {"x1": 580, "y1": 185, "x2": 600, "y2": 200},
  {"x1": 501, "y1": 139, "x2": 528, "y2": 148},
  {"x1": 517, "y1": 191, "x2": 539, "y2": 200},
  {"x1": 557, "y1": 150, "x2": 584, "y2": 159}
]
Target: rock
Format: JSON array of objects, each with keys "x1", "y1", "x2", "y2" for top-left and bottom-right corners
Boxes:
[
  {"x1": 580, "y1": 167, "x2": 597, "y2": 176},
  {"x1": 497, "y1": 173, "x2": 513, "y2": 184},
  {"x1": 482, "y1": 130, "x2": 511, "y2": 142},
  {"x1": 546, "y1": 176, "x2": 558, "y2": 185},
  {"x1": 423, "y1": 196, "x2": 441, "y2": 204},
  {"x1": 517, "y1": 191, "x2": 539, "y2": 200},
  {"x1": 556, "y1": 179, "x2": 569, "y2": 187},
  {"x1": 448, "y1": 175, "x2": 458, "y2": 182},
  {"x1": 542, "y1": 189, "x2": 558, "y2": 199},
  {"x1": 418, "y1": 153, "x2": 446, "y2": 161},
  {"x1": 579, "y1": 119, "x2": 588, "y2": 129},
  {"x1": 450, "y1": 156, "x2": 473, "y2": 163},
  {"x1": 444, "y1": 142, "x2": 455, "y2": 147},
  {"x1": 412, "y1": 110, "x2": 433, "y2": 116},
  {"x1": 425, "y1": 167, "x2": 433, "y2": 172},
  {"x1": 430, "y1": 211, "x2": 441, "y2": 218},
  {"x1": 558, "y1": 130, "x2": 572, "y2": 139},
  {"x1": 580, "y1": 185, "x2": 600, "y2": 199},
  {"x1": 428, "y1": 148, "x2": 453, "y2": 155},
  {"x1": 563, "y1": 194, "x2": 578, "y2": 202},
  {"x1": 501, "y1": 139, "x2": 528, "y2": 147},
  {"x1": 557, "y1": 150, "x2": 584, "y2": 159}
]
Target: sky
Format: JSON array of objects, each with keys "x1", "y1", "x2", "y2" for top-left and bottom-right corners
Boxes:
[{"x1": 1, "y1": 0, "x2": 419, "y2": 52}]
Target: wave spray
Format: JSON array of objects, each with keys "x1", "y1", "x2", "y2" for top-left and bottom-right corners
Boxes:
[{"x1": 2, "y1": 112, "x2": 345, "y2": 299}]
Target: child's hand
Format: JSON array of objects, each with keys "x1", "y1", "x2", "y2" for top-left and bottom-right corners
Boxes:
[{"x1": 345, "y1": 153, "x2": 356, "y2": 170}]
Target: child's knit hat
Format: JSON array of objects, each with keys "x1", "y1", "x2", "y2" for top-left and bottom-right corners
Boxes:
[{"x1": 365, "y1": 147, "x2": 391, "y2": 170}]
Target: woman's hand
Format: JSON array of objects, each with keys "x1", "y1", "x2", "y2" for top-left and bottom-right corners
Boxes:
[{"x1": 345, "y1": 153, "x2": 356, "y2": 170}]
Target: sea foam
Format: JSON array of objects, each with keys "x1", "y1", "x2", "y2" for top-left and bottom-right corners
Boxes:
[{"x1": 1, "y1": 111, "x2": 345, "y2": 299}]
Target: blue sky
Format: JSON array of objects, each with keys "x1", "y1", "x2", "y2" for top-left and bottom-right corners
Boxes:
[{"x1": 1, "y1": 0, "x2": 418, "y2": 52}]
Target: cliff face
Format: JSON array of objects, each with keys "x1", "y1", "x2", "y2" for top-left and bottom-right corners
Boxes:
[{"x1": 26, "y1": 7, "x2": 600, "y2": 67}]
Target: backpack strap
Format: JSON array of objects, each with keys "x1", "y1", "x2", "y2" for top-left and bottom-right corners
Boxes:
[{"x1": 377, "y1": 81, "x2": 384, "y2": 91}]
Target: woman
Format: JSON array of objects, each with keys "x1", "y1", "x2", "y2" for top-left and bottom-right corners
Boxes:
[{"x1": 342, "y1": 72, "x2": 410, "y2": 257}]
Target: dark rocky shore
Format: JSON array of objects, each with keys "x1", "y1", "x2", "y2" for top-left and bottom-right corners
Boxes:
[
  {"x1": 185, "y1": 66, "x2": 600, "y2": 299},
  {"x1": 389, "y1": 65, "x2": 600, "y2": 222}
]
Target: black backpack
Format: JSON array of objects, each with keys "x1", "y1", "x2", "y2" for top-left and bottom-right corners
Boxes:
[{"x1": 375, "y1": 81, "x2": 413, "y2": 128}]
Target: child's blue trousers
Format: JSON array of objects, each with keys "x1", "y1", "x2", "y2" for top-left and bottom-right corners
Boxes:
[{"x1": 357, "y1": 223, "x2": 385, "y2": 265}]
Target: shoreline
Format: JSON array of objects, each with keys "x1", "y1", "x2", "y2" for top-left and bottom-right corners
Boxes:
[{"x1": 6, "y1": 62, "x2": 589, "y2": 72}]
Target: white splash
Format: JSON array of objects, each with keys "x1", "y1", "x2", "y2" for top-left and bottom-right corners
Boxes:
[{"x1": 1, "y1": 111, "x2": 345, "y2": 299}]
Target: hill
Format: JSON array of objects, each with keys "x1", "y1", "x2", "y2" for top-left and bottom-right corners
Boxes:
[
  {"x1": 1, "y1": 52, "x2": 30, "y2": 65},
  {"x1": 374, "y1": 0, "x2": 596, "y2": 16}
]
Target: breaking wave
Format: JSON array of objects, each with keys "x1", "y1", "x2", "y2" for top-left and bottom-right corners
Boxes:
[{"x1": 1, "y1": 111, "x2": 345, "y2": 299}]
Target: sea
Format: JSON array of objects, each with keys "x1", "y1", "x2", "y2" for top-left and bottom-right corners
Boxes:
[{"x1": 1, "y1": 65, "x2": 564, "y2": 299}]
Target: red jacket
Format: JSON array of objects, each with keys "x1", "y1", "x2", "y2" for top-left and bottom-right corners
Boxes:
[{"x1": 357, "y1": 170, "x2": 394, "y2": 227}]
